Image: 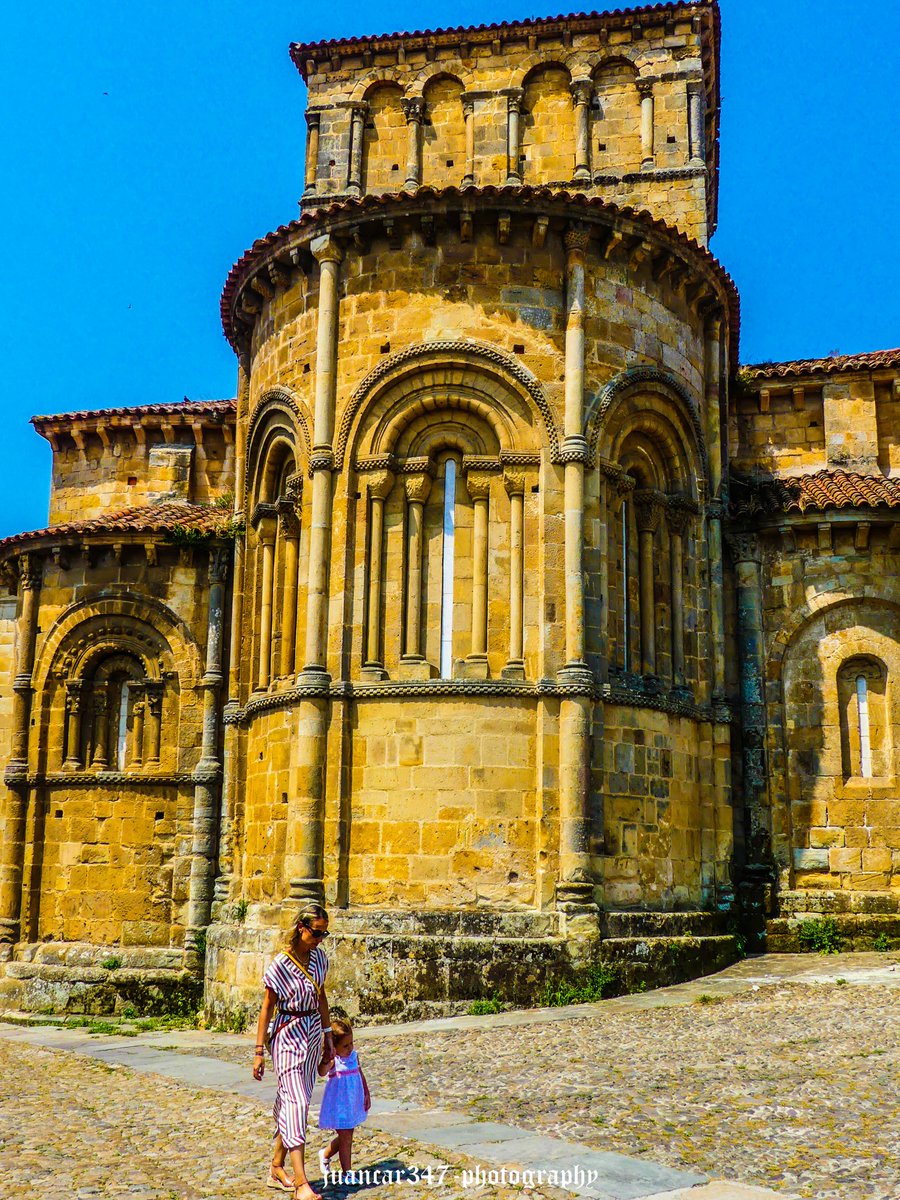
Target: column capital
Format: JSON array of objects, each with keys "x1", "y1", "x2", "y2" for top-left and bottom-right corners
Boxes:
[
  {"x1": 401, "y1": 96, "x2": 425, "y2": 123},
  {"x1": 250, "y1": 502, "x2": 278, "y2": 543},
  {"x1": 65, "y1": 679, "x2": 85, "y2": 710},
  {"x1": 276, "y1": 501, "x2": 302, "y2": 540},
  {"x1": 363, "y1": 469, "x2": 395, "y2": 501},
  {"x1": 502, "y1": 467, "x2": 527, "y2": 497},
  {"x1": 18, "y1": 553, "x2": 42, "y2": 592},
  {"x1": 570, "y1": 78, "x2": 593, "y2": 106},
  {"x1": 726, "y1": 531, "x2": 761, "y2": 565},
  {"x1": 636, "y1": 77, "x2": 654, "y2": 97},
  {"x1": 348, "y1": 101, "x2": 368, "y2": 118},
  {"x1": 665, "y1": 499, "x2": 693, "y2": 537},
  {"x1": 310, "y1": 234, "x2": 343, "y2": 266},
  {"x1": 403, "y1": 472, "x2": 433, "y2": 505},
  {"x1": 461, "y1": 93, "x2": 475, "y2": 117},
  {"x1": 634, "y1": 489, "x2": 664, "y2": 533},
  {"x1": 504, "y1": 87, "x2": 524, "y2": 113},
  {"x1": 464, "y1": 470, "x2": 493, "y2": 502},
  {"x1": 564, "y1": 225, "x2": 591, "y2": 256},
  {"x1": 209, "y1": 545, "x2": 231, "y2": 581},
  {"x1": 305, "y1": 109, "x2": 322, "y2": 130}
]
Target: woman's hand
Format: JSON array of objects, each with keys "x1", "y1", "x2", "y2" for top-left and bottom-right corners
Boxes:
[{"x1": 253, "y1": 1052, "x2": 266, "y2": 1081}]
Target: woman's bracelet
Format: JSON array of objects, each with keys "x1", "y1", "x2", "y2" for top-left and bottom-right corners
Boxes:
[{"x1": 254, "y1": 1045, "x2": 265, "y2": 1053}]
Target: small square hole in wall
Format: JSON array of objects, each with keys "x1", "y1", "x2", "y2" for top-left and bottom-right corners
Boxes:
[
  {"x1": 303, "y1": 363, "x2": 311, "y2": 373},
  {"x1": 380, "y1": 342, "x2": 391, "y2": 354},
  {"x1": 446, "y1": 159, "x2": 454, "y2": 167},
  {"x1": 532, "y1": 484, "x2": 540, "y2": 493},
  {"x1": 127, "y1": 476, "x2": 137, "y2": 486},
  {"x1": 598, "y1": 142, "x2": 606, "y2": 151},
  {"x1": 155, "y1": 812, "x2": 165, "y2": 821},
  {"x1": 328, "y1": 159, "x2": 336, "y2": 167},
  {"x1": 55, "y1": 809, "x2": 63, "y2": 819},
  {"x1": 667, "y1": 135, "x2": 676, "y2": 144},
  {"x1": 513, "y1": 344, "x2": 525, "y2": 354},
  {"x1": 391, "y1": 163, "x2": 399, "y2": 171},
  {"x1": 354, "y1": 491, "x2": 361, "y2": 500}
]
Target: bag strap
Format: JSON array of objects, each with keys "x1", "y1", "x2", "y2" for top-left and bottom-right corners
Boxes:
[{"x1": 284, "y1": 950, "x2": 321, "y2": 995}]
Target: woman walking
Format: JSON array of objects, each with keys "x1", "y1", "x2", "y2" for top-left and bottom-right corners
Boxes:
[{"x1": 253, "y1": 904, "x2": 333, "y2": 1200}]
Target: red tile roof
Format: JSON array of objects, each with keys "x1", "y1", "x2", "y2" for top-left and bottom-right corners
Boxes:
[
  {"x1": 32, "y1": 398, "x2": 236, "y2": 429},
  {"x1": 743, "y1": 349, "x2": 900, "y2": 381},
  {"x1": 732, "y1": 470, "x2": 900, "y2": 517},
  {"x1": 0, "y1": 503, "x2": 232, "y2": 554},
  {"x1": 291, "y1": 2, "x2": 712, "y2": 60},
  {"x1": 220, "y1": 184, "x2": 739, "y2": 365}
]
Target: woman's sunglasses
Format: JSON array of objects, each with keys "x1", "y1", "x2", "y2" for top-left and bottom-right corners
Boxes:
[{"x1": 301, "y1": 922, "x2": 329, "y2": 940}]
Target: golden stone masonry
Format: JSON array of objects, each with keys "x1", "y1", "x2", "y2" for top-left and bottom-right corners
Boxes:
[{"x1": 1, "y1": 1, "x2": 898, "y2": 1019}]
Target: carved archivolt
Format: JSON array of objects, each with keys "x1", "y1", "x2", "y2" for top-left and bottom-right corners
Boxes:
[
  {"x1": 336, "y1": 340, "x2": 559, "y2": 470},
  {"x1": 246, "y1": 387, "x2": 312, "y2": 493},
  {"x1": 767, "y1": 587, "x2": 900, "y2": 685}
]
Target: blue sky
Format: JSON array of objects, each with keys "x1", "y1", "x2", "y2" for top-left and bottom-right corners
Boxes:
[{"x1": 1, "y1": 1, "x2": 898, "y2": 538}]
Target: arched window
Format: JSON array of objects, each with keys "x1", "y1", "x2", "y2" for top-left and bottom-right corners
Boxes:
[
  {"x1": 838, "y1": 657, "x2": 889, "y2": 781},
  {"x1": 72, "y1": 654, "x2": 150, "y2": 771}
]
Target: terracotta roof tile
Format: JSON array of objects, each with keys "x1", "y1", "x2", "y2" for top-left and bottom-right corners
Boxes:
[
  {"x1": 731, "y1": 470, "x2": 900, "y2": 517},
  {"x1": 32, "y1": 398, "x2": 236, "y2": 428},
  {"x1": 743, "y1": 349, "x2": 900, "y2": 381},
  {"x1": 0, "y1": 503, "x2": 232, "y2": 554},
  {"x1": 220, "y1": 184, "x2": 739, "y2": 365}
]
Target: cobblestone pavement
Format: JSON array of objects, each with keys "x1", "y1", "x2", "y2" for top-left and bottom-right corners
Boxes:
[
  {"x1": 196, "y1": 956, "x2": 900, "y2": 1200},
  {"x1": 0, "y1": 1037, "x2": 573, "y2": 1200}
]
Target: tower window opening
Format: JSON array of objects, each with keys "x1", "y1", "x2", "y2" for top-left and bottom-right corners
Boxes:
[
  {"x1": 440, "y1": 458, "x2": 457, "y2": 678},
  {"x1": 856, "y1": 674, "x2": 872, "y2": 778}
]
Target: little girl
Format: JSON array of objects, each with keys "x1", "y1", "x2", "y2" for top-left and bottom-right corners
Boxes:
[{"x1": 317, "y1": 1018, "x2": 370, "y2": 1177}]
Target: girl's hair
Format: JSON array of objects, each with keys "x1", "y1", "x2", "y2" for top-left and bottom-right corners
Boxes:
[
  {"x1": 331, "y1": 1017, "x2": 352, "y2": 1039},
  {"x1": 286, "y1": 903, "x2": 329, "y2": 952}
]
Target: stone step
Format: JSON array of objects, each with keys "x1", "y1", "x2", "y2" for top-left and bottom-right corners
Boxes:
[
  {"x1": 333, "y1": 907, "x2": 562, "y2": 940},
  {"x1": 600, "y1": 911, "x2": 727, "y2": 938}
]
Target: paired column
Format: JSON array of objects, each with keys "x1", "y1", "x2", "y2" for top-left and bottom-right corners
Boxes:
[
  {"x1": 667, "y1": 503, "x2": 692, "y2": 694},
  {"x1": 63, "y1": 681, "x2": 85, "y2": 770},
  {"x1": 505, "y1": 89, "x2": 524, "y2": 184},
  {"x1": 462, "y1": 95, "x2": 476, "y2": 186},
  {"x1": 304, "y1": 111, "x2": 321, "y2": 195},
  {"x1": 290, "y1": 234, "x2": 343, "y2": 905},
  {"x1": 401, "y1": 97, "x2": 424, "y2": 190},
  {"x1": 129, "y1": 687, "x2": 145, "y2": 768},
  {"x1": 503, "y1": 469, "x2": 525, "y2": 679},
  {"x1": 400, "y1": 470, "x2": 433, "y2": 675},
  {"x1": 704, "y1": 317, "x2": 726, "y2": 700},
  {"x1": 0, "y1": 554, "x2": 42, "y2": 952},
  {"x1": 571, "y1": 79, "x2": 593, "y2": 182},
  {"x1": 347, "y1": 103, "x2": 367, "y2": 197},
  {"x1": 638, "y1": 80, "x2": 655, "y2": 169},
  {"x1": 633, "y1": 491, "x2": 662, "y2": 678},
  {"x1": 278, "y1": 481, "x2": 302, "y2": 678},
  {"x1": 687, "y1": 80, "x2": 705, "y2": 165},
  {"x1": 144, "y1": 685, "x2": 163, "y2": 765},
  {"x1": 186, "y1": 545, "x2": 229, "y2": 961},
  {"x1": 557, "y1": 226, "x2": 595, "y2": 911},
  {"x1": 465, "y1": 469, "x2": 492, "y2": 677},
  {"x1": 252, "y1": 506, "x2": 278, "y2": 690},
  {"x1": 362, "y1": 469, "x2": 395, "y2": 679},
  {"x1": 90, "y1": 683, "x2": 110, "y2": 768}
]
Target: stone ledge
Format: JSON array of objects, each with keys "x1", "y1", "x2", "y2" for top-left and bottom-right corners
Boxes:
[{"x1": 777, "y1": 889, "x2": 900, "y2": 915}]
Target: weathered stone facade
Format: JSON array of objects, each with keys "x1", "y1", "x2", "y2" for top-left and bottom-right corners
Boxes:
[{"x1": 1, "y1": 1, "x2": 897, "y2": 1018}]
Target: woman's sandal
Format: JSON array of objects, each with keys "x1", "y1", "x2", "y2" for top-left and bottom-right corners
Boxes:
[
  {"x1": 265, "y1": 1166, "x2": 294, "y2": 1191},
  {"x1": 292, "y1": 1186, "x2": 322, "y2": 1200}
]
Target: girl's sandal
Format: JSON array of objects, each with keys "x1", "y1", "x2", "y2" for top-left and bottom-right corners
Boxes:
[{"x1": 266, "y1": 1167, "x2": 294, "y2": 1191}]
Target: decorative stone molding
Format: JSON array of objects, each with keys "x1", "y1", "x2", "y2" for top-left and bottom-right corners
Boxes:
[
  {"x1": 309, "y1": 448, "x2": 335, "y2": 473},
  {"x1": 361, "y1": 469, "x2": 395, "y2": 501},
  {"x1": 558, "y1": 435, "x2": 591, "y2": 465},
  {"x1": 403, "y1": 473, "x2": 433, "y2": 505},
  {"x1": 502, "y1": 468, "x2": 527, "y2": 496},
  {"x1": 401, "y1": 96, "x2": 425, "y2": 122},
  {"x1": 597, "y1": 458, "x2": 637, "y2": 494},
  {"x1": 209, "y1": 546, "x2": 231, "y2": 582},
  {"x1": 564, "y1": 226, "x2": 591, "y2": 254},
  {"x1": 464, "y1": 470, "x2": 493, "y2": 502},
  {"x1": 461, "y1": 455, "x2": 501, "y2": 475},
  {"x1": 18, "y1": 553, "x2": 42, "y2": 591}
]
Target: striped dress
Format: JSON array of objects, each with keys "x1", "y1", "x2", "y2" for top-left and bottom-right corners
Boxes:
[{"x1": 263, "y1": 947, "x2": 328, "y2": 1150}]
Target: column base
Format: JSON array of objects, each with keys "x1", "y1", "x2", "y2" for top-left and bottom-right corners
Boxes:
[
  {"x1": 505, "y1": 173, "x2": 522, "y2": 187},
  {"x1": 555, "y1": 878, "x2": 598, "y2": 914},
  {"x1": 501, "y1": 660, "x2": 526, "y2": 681},
  {"x1": 573, "y1": 168, "x2": 591, "y2": 185},
  {"x1": 641, "y1": 158, "x2": 655, "y2": 171},
  {"x1": 295, "y1": 667, "x2": 332, "y2": 693},
  {"x1": 62, "y1": 759, "x2": 82, "y2": 773},
  {"x1": 456, "y1": 655, "x2": 489, "y2": 680},
  {"x1": 360, "y1": 665, "x2": 389, "y2": 682},
  {"x1": 398, "y1": 657, "x2": 437, "y2": 681},
  {"x1": 288, "y1": 879, "x2": 325, "y2": 904}
]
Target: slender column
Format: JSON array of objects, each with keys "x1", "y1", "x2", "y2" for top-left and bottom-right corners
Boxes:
[
  {"x1": 254, "y1": 511, "x2": 277, "y2": 689},
  {"x1": 667, "y1": 504, "x2": 691, "y2": 693},
  {"x1": 129, "y1": 691, "x2": 145, "y2": 768},
  {"x1": 362, "y1": 470, "x2": 395, "y2": 677},
  {"x1": 402, "y1": 472, "x2": 433, "y2": 662},
  {"x1": 145, "y1": 685, "x2": 163, "y2": 765},
  {"x1": 557, "y1": 226, "x2": 595, "y2": 913},
  {"x1": 0, "y1": 554, "x2": 42, "y2": 951},
  {"x1": 503, "y1": 469, "x2": 526, "y2": 676},
  {"x1": 729, "y1": 532, "x2": 767, "y2": 879},
  {"x1": 634, "y1": 492, "x2": 661, "y2": 677},
  {"x1": 63, "y1": 681, "x2": 85, "y2": 770},
  {"x1": 505, "y1": 89, "x2": 524, "y2": 184},
  {"x1": 708, "y1": 507, "x2": 726, "y2": 699},
  {"x1": 302, "y1": 236, "x2": 342, "y2": 675},
  {"x1": 401, "y1": 97, "x2": 424, "y2": 190},
  {"x1": 687, "y1": 80, "x2": 705, "y2": 165},
  {"x1": 462, "y1": 95, "x2": 475, "y2": 186},
  {"x1": 185, "y1": 545, "x2": 229, "y2": 962},
  {"x1": 704, "y1": 318, "x2": 723, "y2": 496},
  {"x1": 278, "y1": 492, "x2": 302, "y2": 678},
  {"x1": 464, "y1": 469, "x2": 492, "y2": 675},
  {"x1": 705, "y1": 317, "x2": 726, "y2": 700},
  {"x1": 91, "y1": 684, "x2": 110, "y2": 768},
  {"x1": 347, "y1": 103, "x2": 366, "y2": 196},
  {"x1": 304, "y1": 110, "x2": 321, "y2": 194},
  {"x1": 571, "y1": 79, "x2": 592, "y2": 182},
  {"x1": 638, "y1": 80, "x2": 655, "y2": 169}
]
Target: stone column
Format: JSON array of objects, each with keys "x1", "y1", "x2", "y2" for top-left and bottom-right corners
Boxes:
[
  {"x1": 91, "y1": 683, "x2": 110, "y2": 768},
  {"x1": 278, "y1": 495, "x2": 302, "y2": 679},
  {"x1": 401, "y1": 471, "x2": 433, "y2": 675},
  {"x1": 464, "y1": 469, "x2": 492, "y2": 676},
  {"x1": 638, "y1": 80, "x2": 655, "y2": 169},
  {"x1": 145, "y1": 685, "x2": 163, "y2": 765},
  {"x1": 704, "y1": 318, "x2": 726, "y2": 700},
  {"x1": 462, "y1": 95, "x2": 476, "y2": 186},
  {"x1": 304, "y1": 110, "x2": 321, "y2": 195},
  {"x1": 362, "y1": 469, "x2": 395, "y2": 680},
  {"x1": 571, "y1": 79, "x2": 592, "y2": 182},
  {"x1": 63, "y1": 680, "x2": 85, "y2": 770},
  {"x1": 634, "y1": 491, "x2": 661, "y2": 678},
  {"x1": 687, "y1": 80, "x2": 705, "y2": 165},
  {"x1": 129, "y1": 689, "x2": 145, "y2": 768},
  {"x1": 505, "y1": 89, "x2": 524, "y2": 185},
  {"x1": 503, "y1": 469, "x2": 526, "y2": 679},
  {"x1": 347, "y1": 103, "x2": 367, "y2": 196},
  {"x1": 302, "y1": 235, "x2": 342, "y2": 676},
  {"x1": 730, "y1": 532, "x2": 767, "y2": 867},
  {"x1": 253, "y1": 508, "x2": 277, "y2": 690},
  {"x1": 667, "y1": 504, "x2": 691, "y2": 695},
  {"x1": 185, "y1": 545, "x2": 229, "y2": 962},
  {"x1": 0, "y1": 554, "x2": 42, "y2": 952},
  {"x1": 705, "y1": 318, "x2": 723, "y2": 496},
  {"x1": 557, "y1": 226, "x2": 595, "y2": 913},
  {"x1": 401, "y1": 97, "x2": 424, "y2": 190}
]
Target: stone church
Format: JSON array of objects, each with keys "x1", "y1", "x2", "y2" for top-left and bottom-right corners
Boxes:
[{"x1": 1, "y1": 0, "x2": 897, "y2": 1019}]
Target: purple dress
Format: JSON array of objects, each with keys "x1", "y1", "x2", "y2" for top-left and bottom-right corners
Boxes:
[
  {"x1": 318, "y1": 1049, "x2": 368, "y2": 1130},
  {"x1": 262, "y1": 948, "x2": 327, "y2": 1149}
]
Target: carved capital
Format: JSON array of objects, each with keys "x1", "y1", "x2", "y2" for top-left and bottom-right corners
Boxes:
[
  {"x1": 564, "y1": 225, "x2": 591, "y2": 256},
  {"x1": 145, "y1": 684, "x2": 164, "y2": 716},
  {"x1": 404, "y1": 473, "x2": 433, "y2": 505},
  {"x1": 401, "y1": 96, "x2": 425, "y2": 123},
  {"x1": 666, "y1": 501, "x2": 693, "y2": 538},
  {"x1": 597, "y1": 458, "x2": 636, "y2": 495},
  {"x1": 18, "y1": 553, "x2": 42, "y2": 592},
  {"x1": 505, "y1": 87, "x2": 524, "y2": 114},
  {"x1": 209, "y1": 545, "x2": 231, "y2": 581},
  {"x1": 464, "y1": 470, "x2": 493, "y2": 503},
  {"x1": 250, "y1": 502, "x2": 279, "y2": 543},
  {"x1": 363, "y1": 470, "x2": 395, "y2": 502},
  {"x1": 636, "y1": 78, "x2": 654, "y2": 98},
  {"x1": 461, "y1": 94, "x2": 475, "y2": 117},
  {"x1": 65, "y1": 680, "x2": 85, "y2": 713},
  {"x1": 634, "y1": 490, "x2": 664, "y2": 534},
  {"x1": 277, "y1": 502, "x2": 302, "y2": 539},
  {"x1": 727, "y1": 531, "x2": 761, "y2": 564},
  {"x1": 284, "y1": 471, "x2": 303, "y2": 503},
  {"x1": 305, "y1": 110, "x2": 321, "y2": 131},
  {"x1": 310, "y1": 234, "x2": 342, "y2": 266},
  {"x1": 309, "y1": 448, "x2": 335, "y2": 473},
  {"x1": 503, "y1": 468, "x2": 527, "y2": 497},
  {"x1": 570, "y1": 78, "x2": 593, "y2": 106}
]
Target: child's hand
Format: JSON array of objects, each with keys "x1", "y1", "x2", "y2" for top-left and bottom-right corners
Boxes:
[{"x1": 364, "y1": 1088, "x2": 371, "y2": 1111}]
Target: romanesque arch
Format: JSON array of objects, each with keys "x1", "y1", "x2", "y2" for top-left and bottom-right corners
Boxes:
[{"x1": 520, "y1": 63, "x2": 575, "y2": 184}]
